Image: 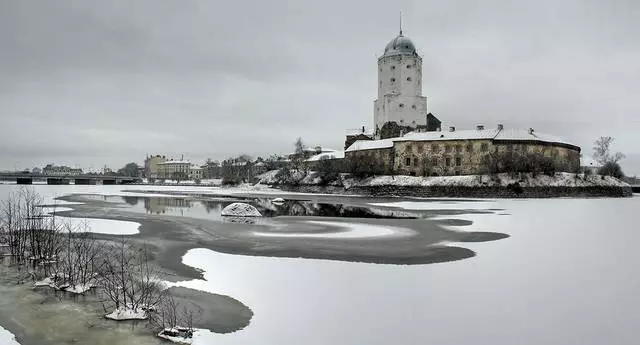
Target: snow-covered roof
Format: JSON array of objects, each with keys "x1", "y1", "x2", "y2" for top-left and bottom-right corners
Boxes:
[
  {"x1": 346, "y1": 129, "x2": 374, "y2": 136},
  {"x1": 307, "y1": 151, "x2": 345, "y2": 161},
  {"x1": 398, "y1": 129, "x2": 499, "y2": 142},
  {"x1": 345, "y1": 139, "x2": 394, "y2": 152},
  {"x1": 158, "y1": 160, "x2": 191, "y2": 165},
  {"x1": 397, "y1": 128, "x2": 578, "y2": 147},
  {"x1": 190, "y1": 165, "x2": 203, "y2": 170}
]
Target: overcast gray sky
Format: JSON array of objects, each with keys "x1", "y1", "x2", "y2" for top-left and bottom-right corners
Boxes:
[{"x1": 1, "y1": 0, "x2": 639, "y2": 175}]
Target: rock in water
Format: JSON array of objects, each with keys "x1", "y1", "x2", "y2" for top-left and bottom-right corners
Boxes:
[{"x1": 221, "y1": 202, "x2": 262, "y2": 217}]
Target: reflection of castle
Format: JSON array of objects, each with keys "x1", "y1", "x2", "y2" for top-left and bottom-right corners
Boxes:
[{"x1": 144, "y1": 198, "x2": 192, "y2": 214}]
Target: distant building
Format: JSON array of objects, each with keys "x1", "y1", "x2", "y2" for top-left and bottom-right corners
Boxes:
[
  {"x1": 42, "y1": 164, "x2": 83, "y2": 176},
  {"x1": 346, "y1": 126, "x2": 581, "y2": 176},
  {"x1": 189, "y1": 165, "x2": 203, "y2": 180},
  {"x1": 201, "y1": 160, "x2": 221, "y2": 179},
  {"x1": 144, "y1": 155, "x2": 167, "y2": 179},
  {"x1": 157, "y1": 160, "x2": 191, "y2": 180},
  {"x1": 32, "y1": 167, "x2": 41, "y2": 174}
]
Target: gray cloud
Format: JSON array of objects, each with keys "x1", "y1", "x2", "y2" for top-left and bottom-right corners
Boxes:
[{"x1": 1, "y1": 0, "x2": 639, "y2": 175}]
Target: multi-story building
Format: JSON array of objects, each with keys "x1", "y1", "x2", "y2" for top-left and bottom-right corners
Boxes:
[{"x1": 157, "y1": 160, "x2": 191, "y2": 180}]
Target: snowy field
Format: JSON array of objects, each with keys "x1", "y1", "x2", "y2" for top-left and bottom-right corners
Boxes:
[
  {"x1": 168, "y1": 197, "x2": 640, "y2": 345},
  {"x1": 1, "y1": 184, "x2": 639, "y2": 345}
]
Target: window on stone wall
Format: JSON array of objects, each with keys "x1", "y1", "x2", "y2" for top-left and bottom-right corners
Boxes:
[
  {"x1": 481, "y1": 143, "x2": 489, "y2": 152},
  {"x1": 405, "y1": 157, "x2": 411, "y2": 166},
  {"x1": 432, "y1": 157, "x2": 438, "y2": 166},
  {"x1": 445, "y1": 157, "x2": 451, "y2": 166},
  {"x1": 455, "y1": 157, "x2": 462, "y2": 166},
  {"x1": 417, "y1": 145, "x2": 423, "y2": 153},
  {"x1": 455, "y1": 145, "x2": 462, "y2": 153},
  {"x1": 413, "y1": 157, "x2": 419, "y2": 167},
  {"x1": 466, "y1": 144, "x2": 473, "y2": 152},
  {"x1": 431, "y1": 144, "x2": 439, "y2": 152},
  {"x1": 406, "y1": 144, "x2": 412, "y2": 152},
  {"x1": 445, "y1": 145, "x2": 452, "y2": 153}
]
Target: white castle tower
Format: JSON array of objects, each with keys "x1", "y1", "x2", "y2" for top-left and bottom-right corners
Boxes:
[{"x1": 373, "y1": 25, "x2": 428, "y2": 134}]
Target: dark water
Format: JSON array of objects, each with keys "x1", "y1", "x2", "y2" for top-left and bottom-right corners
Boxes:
[{"x1": 83, "y1": 195, "x2": 421, "y2": 221}]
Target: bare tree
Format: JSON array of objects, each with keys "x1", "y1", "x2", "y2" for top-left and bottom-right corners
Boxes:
[{"x1": 593, "y1": 136, "x2": 625, "y2": 178}]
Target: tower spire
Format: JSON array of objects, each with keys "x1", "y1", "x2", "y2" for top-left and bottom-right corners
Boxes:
[{"x1": 399, "y1": 10, "x2": 403, "y2": 35}]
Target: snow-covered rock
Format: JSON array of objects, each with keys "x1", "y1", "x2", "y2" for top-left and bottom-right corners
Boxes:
[
  {"x1": 221, "y1": 203, "x2": 262, "y2": 217},
  {"x1": 157, "y1": 328, "x2": 194, "y2": 344},
  {"x1": 271, "y1": 197, "x2": 285, "y2": 203},
  {"x1": 105, "y1": 308, "x2": 148, "y2": 321}
]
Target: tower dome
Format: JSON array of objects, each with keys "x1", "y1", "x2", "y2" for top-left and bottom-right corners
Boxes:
[{"x1": 382, "y1": 33, "x2": 417, "y2": 57}]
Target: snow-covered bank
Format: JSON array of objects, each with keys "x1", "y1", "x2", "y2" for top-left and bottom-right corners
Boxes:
[
  {"x1": 0, "y1": 326, "x2": 20, "y2": 345},
  {"x1": 347, "y1": 172, "x2": 628, "y2": 188}
]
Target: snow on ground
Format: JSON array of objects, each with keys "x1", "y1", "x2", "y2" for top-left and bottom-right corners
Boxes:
[
  {"x1": 349, "y1": 172, "x2": 629, "y2": 188},
  {"x1": 370, "y1": 200, "x2": 499, "y2": 211},
  {"x1": 253, "y1": 221, "x2": 413, "y2": 239},
  {"x1": 0, "y1": 326, "x2": 20, "y2": 345},
  {"x1": 105, "y1": 308, "x2": 148, "y2": 321}
]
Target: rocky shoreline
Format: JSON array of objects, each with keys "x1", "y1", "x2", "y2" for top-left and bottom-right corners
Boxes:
[{"x1": 261, "y1": 172, "x2": 633, "y2": 198}]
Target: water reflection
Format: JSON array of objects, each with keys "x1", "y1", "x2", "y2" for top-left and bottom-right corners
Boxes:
[{"x1": 97, "y1": 195, "x2": 423, "y2": 221}]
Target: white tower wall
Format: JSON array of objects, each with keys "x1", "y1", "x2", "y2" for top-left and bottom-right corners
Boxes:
[{"x1": 373, "y1": 33, "x2": 428, "y2": 134}]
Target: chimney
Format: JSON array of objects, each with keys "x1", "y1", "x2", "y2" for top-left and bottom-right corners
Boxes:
[
  {"x1": 449, "y1": 126, "x2": 456, "y2": 132},
  {"x1": 497, "y1": 124, "x2": 504, "y2": 130},
  {"x1": 528, "y1": 128, "x2": 534, "y2": 134},
  {"x1": 476, "y1": 125, "x2": 485, "y2": 130}
]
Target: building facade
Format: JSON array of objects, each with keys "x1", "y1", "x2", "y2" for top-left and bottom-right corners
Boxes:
[
  {"x1": 157, "y1": 160, "x2": 191, "y2": 180},
  {"x1": 346, "y1": 126, "x2": 581, "y2": 176},
  {"x1": 373, "y1": 29, "x2": 428, "y2": 134}
]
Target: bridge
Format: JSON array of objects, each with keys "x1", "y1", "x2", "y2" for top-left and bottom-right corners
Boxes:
[{"x1": 0, "y1": 172, "x2": 139, "y2": 185}]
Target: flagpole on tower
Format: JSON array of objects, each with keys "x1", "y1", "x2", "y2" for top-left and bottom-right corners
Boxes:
[{"x1": 399, "y1": 10, "x2": 403, "y2": 35}]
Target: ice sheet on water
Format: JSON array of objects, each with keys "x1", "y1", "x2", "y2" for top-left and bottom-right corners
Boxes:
[{"x1": 0, "y1": 326, "x2": 20, "y2": 345}]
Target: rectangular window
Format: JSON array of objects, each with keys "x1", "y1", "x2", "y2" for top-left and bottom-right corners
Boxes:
[
  {"x1": 445, "y1": 145, "x2": 452, "y2": 153},
  {"x1": 431, "y1": 144, "x2": 439, "y2": 152},
  {"x1": 405, "y1": 157, "x2": 411, "y2": 166},
  {"x1": 445, "y1": 157, "x2": 451, "y2": 166},
  {"x1": 455, "y1": 145, "x2": 462, "y2": 153},
  {"x1": 413, "y1": 158, "x2": 419, "y2": 167},
  {"x1": 432, "y1": 158, "x2": 438, "y2": 166},
  {"x1": 481, "y1": 143, "x2": 489, "y2": 152},
  {"x1": 455, "y1": 157, "x2": 462, "y2": 166},
  {"x1": 466, "y1": 144, "x2": 473, "y2": 153}
]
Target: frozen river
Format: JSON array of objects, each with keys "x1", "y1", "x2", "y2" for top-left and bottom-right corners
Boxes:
[{"x1": 0, "y1": 184, "x2": 639, "y2": 345}]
